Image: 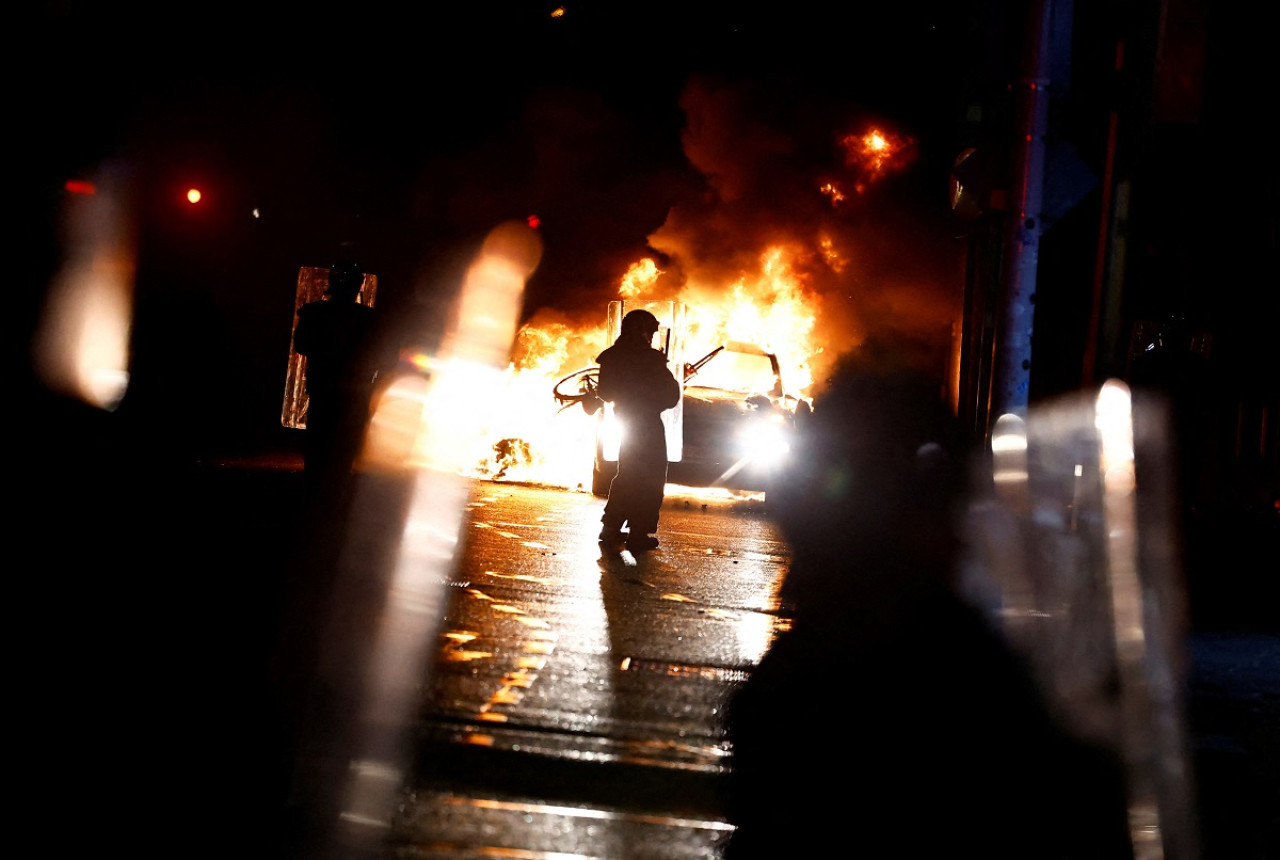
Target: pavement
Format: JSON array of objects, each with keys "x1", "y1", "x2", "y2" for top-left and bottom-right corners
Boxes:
[{"x1": 17, "y1": 425, "x2": 1278, "y2": 860}]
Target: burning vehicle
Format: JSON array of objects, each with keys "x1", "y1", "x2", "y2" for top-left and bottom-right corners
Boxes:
[
  {"x1": 554, "y1": 302, "x2": 812, "y2": 496},
  {"x1": 670, "y1": 340, "x2": 811, "y2": 493}
]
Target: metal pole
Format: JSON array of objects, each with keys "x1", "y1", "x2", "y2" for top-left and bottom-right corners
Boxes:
[{"x1": 992, "y1": 0, "x2": 1053, "y2": 420}]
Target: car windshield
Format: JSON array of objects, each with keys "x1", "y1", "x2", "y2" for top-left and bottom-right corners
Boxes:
[{"x1": 687, "y1": 348, "x2": 777, "y2": 394}]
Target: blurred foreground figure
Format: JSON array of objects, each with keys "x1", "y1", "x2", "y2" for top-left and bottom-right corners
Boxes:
[
  {"x1": 596, "y1": 308, "x2": 681, "y2": 554},
  {"x1": 724, "y1": 347, "x2": 1132, "y2": 859},
  {"x1": 293, "y1": 260, "x2": 382, "y2": 490}
]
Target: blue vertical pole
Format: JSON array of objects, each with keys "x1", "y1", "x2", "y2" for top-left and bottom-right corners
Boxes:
[{"x1": 993, "y1": 0, "x2": 1053, "y2": 420}]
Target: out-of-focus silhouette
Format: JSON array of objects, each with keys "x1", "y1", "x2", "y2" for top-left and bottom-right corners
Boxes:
[
  {"x1": 274, "y1": 260, "x2": 386, "y2": 853},
  {"x1": 723, "y1": 344, "x2": 1132, "y2": 859},
  {"x1": 595, "y1": 308, "x2": 681, "y2": 554},
  {"x1": 292, "y1": 260, "x2": 382, "y2": 490}
]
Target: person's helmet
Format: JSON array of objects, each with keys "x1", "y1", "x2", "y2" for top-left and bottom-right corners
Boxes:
[
  {"x1": 621, "y1": 309, "x2": 660, "y2": 337},
  {"x1": 326, "y1": 260, "x2": 364, "y2": 296}
]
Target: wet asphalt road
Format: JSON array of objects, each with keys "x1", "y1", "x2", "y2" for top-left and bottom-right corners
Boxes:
[
  {"x1": 275, "y1": 476, "x2": 787, "y2": 859},
  {"x1": 261, "y1": 473, "x2": 1275, "y2": 860}
]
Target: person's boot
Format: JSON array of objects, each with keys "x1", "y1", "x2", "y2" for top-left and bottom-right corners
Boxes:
[
  {"x1": 599, "y1": 519, "x2": 626, "y2": 550},
  {"x1": 626, "y1": 534, "x2": 659, "y2": 553}
]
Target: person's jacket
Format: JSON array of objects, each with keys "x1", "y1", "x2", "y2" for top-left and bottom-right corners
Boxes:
[
  {"x1": 595, "y1": 335, "x2": 680, "y2": 418},
  {"x1": 294, "y1": 298, "x2": 379, "y2": 400}
]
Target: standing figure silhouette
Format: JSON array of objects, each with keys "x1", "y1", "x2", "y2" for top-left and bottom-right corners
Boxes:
[
  {"x1": 595, "y1": 309, "x2": 681, "y2": 554},
  {"x1": 292, "y1": 260, "x2": 381, "y2": 490}
]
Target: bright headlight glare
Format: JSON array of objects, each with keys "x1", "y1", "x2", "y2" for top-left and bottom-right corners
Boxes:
[{"x1": 739, "y1": 420, "x2": 791, "y2": 463}]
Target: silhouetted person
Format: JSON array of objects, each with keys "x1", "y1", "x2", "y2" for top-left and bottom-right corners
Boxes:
[
  {"x1": 723, "y1": 345, "x2": 1131, "y2": 859},
  {"x1": 274, "y1": 261, "x2": 384, "y2": 855},
  {"x1": 293, "y1": 260, "x2": 381, "y2": 490},
  {"x1": 596, "y1": 308, "x2": 681, "y2": 553}
]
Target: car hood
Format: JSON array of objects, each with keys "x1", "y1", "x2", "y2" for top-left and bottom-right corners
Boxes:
[{"x1": 683, "y1": 386, "x2": 790, "y2": 413}]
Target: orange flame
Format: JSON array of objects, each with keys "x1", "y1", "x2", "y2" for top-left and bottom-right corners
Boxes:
[
  {"x1": 839, "y1": 126, "x2": 915, "y2": 185},
  {"x1": 453, "y1": 241, "x2": 823, "y2": 490},
  {"x1": 819, "y1": 181, "x2": 846, "y2": 206},
  {"x1": 618, "y1": 258, "x2": 662, "y2": 299}
]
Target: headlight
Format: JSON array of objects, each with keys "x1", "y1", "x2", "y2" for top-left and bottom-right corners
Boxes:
[{"x1": 738, "y1": 412, "x2": 791, "y2": 464}]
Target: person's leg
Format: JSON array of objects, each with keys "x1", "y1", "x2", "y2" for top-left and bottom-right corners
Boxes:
[
  {"x1": 626, "y1": 468, "x2": 666, "y2": 534},
  {"x1": 624, "y1": 420, "x2": 668, "y2": 550},
  {"x1": 599, "y1": 500, "x2": 626, "y2": 544},
  {"x1": 600, "y1": 449, "x2": 632, "y2": 543}
]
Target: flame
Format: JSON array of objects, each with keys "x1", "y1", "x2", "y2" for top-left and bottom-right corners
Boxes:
[
  {"x1": 818, "y1": 235, "x2": 846, "y2": 273},
  {"x1": 838, "y1": 126, "x2": 916, "y2": 190},
  {"x1": 420, "y1": 105, "x2": 949, "y2": 492},
  {"x1": 446, "y1": 241, "x2": 823, "y2": 491},
  {"x1": 819, "y1": 182, "x2": 846, "y2": 206},
  {"x1": 618, "y1": 258, "x2": 662, "y2": 298},
  {"x1": 678, "y1": 246, "x2": 818, "y2": 392}
]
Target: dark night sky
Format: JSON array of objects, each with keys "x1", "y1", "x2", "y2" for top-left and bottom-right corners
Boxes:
[{"x1": 31, "y1": 1, "x2": 978, "y2": 287}]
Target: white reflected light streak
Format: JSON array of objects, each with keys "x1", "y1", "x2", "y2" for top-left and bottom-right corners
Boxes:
[
  {"x1": 736, "y1": 607, "x2": 782, "y2": 663},
  {"x1": 445, "y1": 793, "x2": 736, "y2": 830},
  {"x1": 1096, "y1": 379, "x2": 1164, "y2": 858},
  {"x1": 34, "y1": 168, "x2": 135, "y2": 411},
  {"x1": 331, "y1": 222, "x2": 542, "y2": 854},
  {"x1": 990, "y1": 412, "x2": 1029, "y2": 490}
]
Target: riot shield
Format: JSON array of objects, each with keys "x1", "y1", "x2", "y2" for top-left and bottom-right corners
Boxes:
[{"x1": 960, "y1": 380, "x2": 1199, "y2": 860}]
